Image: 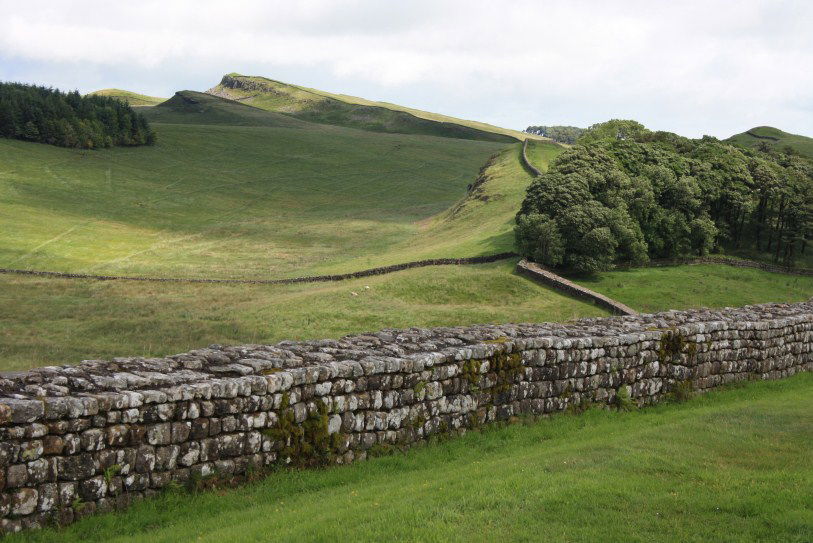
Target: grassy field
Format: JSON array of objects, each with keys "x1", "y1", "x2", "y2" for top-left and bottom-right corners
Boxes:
[
  {"x1": 86, "y1": 89, "x2": 165, "y2": 107},
  {"x1": 325, "y1": 141, "x2": 565, "y2": 273},
  {"x1": 0, "y1": 96, "x2": 507, "y2": 279},
  {"x1": 208, "y1": 73, "x2": 540, "y2": 142},
  {"x1": 574, "y1": 264, "x2": 813, "y2": 313},
  {"x1": 524, "y1": 139, "x2": 563, "y2": 171},
  {"x1": 3, "y1": 84, "x2": 810, "y2": 375},
  {"x1": 140, "y1": 91, "x2": 308, "y2": 127},
  {"x1": 3, "y1": 259, "x2": 810, "y2": 372},
  {"x1": 12, "y1": 372, "x2": 812, "y2": 542},
  {"x1": 726, "y1": 125, "x2": 813, "y2": 159},
  {"x1": 0, "y1": 83, "x2": 573, "y2": 374},
  {"x1": 0, "y1": 261, "x2": 607, "y2": 371}
]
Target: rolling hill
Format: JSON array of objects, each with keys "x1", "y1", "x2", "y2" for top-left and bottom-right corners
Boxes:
[
  {"x1": 4, "y1": 78, "x2": 812, "y2": 371},
  {"x1": 141, "y1": 90, "x2": 307, "y2": 127},
  {"x1": 0, "y1": 85, "x2": 600, "y2": 369},
  {"x1": 726, "y1": 125, "x2": 813, "y2": 159},
  {"x1": 87, "y1": 88, "x2": 166, "y2": 107},
  {"x1": 206, "y1": 73, "x2": 535, "y2": 143},
  {"x1": 0, "y1": 85, "x2": 515, "y2": 280}
]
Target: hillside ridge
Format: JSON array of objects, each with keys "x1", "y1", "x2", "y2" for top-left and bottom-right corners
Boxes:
[
  {"x1": 207, "y1": 73, "x2": 528, "y2": 143},
  {"x1": 726, "y1": 125, "x2": 813, "y2": 158},
  {"x1": 141, "y1": 90, "x2": 307, "y2": 128},
  {"x1": 87, "y1": 88, "x2": 165, "y2": 107}
]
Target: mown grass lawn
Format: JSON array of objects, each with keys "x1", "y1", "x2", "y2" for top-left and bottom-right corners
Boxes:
[
  {"x1": 13, "y1": 373, "x2": 813, "y2": 542},
  {"x1": 575, "y1": 264, "x2": 813, "y2": 313}
]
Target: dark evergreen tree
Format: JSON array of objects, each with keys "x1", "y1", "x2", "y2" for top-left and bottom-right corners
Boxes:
[
  {"x1": 524, "y1": 125, "x2": 585, "y2": 144},
  {"x1": 0, "y1": 81, "x2": 155, "y2": 149}
]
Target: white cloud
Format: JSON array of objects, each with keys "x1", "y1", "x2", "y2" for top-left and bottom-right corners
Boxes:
[{"x1": 0, "y1": 0, "x2": 810, "y2": 137}]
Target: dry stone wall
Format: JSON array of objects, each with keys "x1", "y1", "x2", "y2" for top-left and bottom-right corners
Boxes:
[
  {"x1": 517, "y1": 259, "x2": 637, "y2": 315},
  {"x1": 1, "y1": 302, "x2": 812, "y2": 534},
  {"x1": 520, "y1": 139, "x2": 543, "y2": 177},
  {"x1": 643, "y1": 256, "x2": 813, "y2": 277},
  {"x1": 0, "y1": 253, "x2": 517, "y2": 286}
]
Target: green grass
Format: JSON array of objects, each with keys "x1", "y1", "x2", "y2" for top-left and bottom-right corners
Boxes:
[
  {"x1": 13, "y1": 373, "x2": 813, "y2": 542},
  {"x1": 0, "y1": 260, "x2": 606, "y2": 371},
  {"x1": 324, "y1": 142, "x2": 562, "y2": 273},
  {"x1": 3, "y1": 84, "x2": 809, "y2": 375},
  {"x1": 86, "y1": 89, "x2": 165, "y2": 107},
  {"x1": 524, "y1": 139, "x2": 565, "y2": 171},
  {"x1": 574, "y1": 264, "x2": 813, "y2": 313},
  {"x1": 726, "y1": 125, "x2": 813, "y2": 159},
  {"x1": 0, "y1": 97, "x2": 507, "y2": 279},
  {"x1": 208, "y1": 73, "x2": 540, "y2": 142},
  {"x1": 0, "y1": 82, "x2": 572, "y2": 373},
  {"x1": 141, "y1": 91, "x2": 307, "y2": 127}
]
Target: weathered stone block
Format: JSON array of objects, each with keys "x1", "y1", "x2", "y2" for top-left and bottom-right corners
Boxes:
[
  {"x1": 5, "y1": 465, "x2": 28, "y2": 488},
  {"x1": 133, "y1": 446, "x2": 156, "y2": 474},
  {"x1": 146, "y1": 424, "x2": 171, "y2": 446},
  {"x1": 1, "y1": 400, "x2": 43, "y2": 425},
  {"x1": 105, "y1": 425, "x2": 128, "y2": 447},
  {"x1": 11, "y1": 488, "x2": 37, "y2": 516}
]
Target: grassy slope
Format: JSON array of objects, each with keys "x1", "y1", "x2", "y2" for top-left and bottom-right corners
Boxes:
[
  {"x1": 0, "y1": 92, "x2": 507, "y2": 279},
  {"x1": 86, "y1": 89, "x2": 165, "y2": 107},
  {"x1": 14, "y1": 373, "x2": 813, "y2": 542},
  {"x1": 524, "y1": 139, "x2": 562, "y2": 170},
  {"x1": 3, "y1": 87, "x2": 810, "y2": 372},
  {"x1": 324, "y1": 140, "x2": 566, "y2": 273},
  {"x1": 0, "y1": 87, "x2": 584, "y2": 372},
  {"x1": 207, "y1": 73, "x2": 539, "y2": 142},
  {"x1": 0, "y1": 261, "x2": 605, "y2": 371},
  {"x1": 141, "y1": 91, "x2": 307, "y2": 127},
  {"x1": 726, "y1": 126, "x2": 813, "y2": 159},
  {"x1": 574, "y1": 264, "x2": 813, "y2": 313}
]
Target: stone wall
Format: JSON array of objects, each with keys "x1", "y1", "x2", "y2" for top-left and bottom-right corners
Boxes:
[
  {"x1": 642, "y1": 256, "x2": 813, "y2": 277},
  {"x1": 520, "y1": 139, "x2": 543, "y2": 177},
  {"x1": 516, "y1": 259, "x2": 637, "y2": 315},
  {"x1": 0, "y1": 253, "x2": 517, "y2": 286},
  {"x1": 1, "y1": 302, "x2": 812, "y2": 534}
]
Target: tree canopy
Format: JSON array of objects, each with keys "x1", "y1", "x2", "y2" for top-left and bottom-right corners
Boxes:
[
  {"x1": 524, "y1": 125, "x2": 585, "y2": 145},
  {"x1": 516, "y1": 120, "x2": 813, "y2": 273},
  {"x1": 0, "y1": 82, "x2": 155, "y2": 149}
]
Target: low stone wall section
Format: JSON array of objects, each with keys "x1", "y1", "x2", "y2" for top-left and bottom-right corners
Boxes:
[
  {"x1": 517, "y1": 259, "x2": 637, "y2": 315},
  {"x1": 1, "y1": 301, "x2": 812, "y2": 534},
  {"x1": 520, "y1": 139, "x2": 543, "y2": 177},
  {"x1": 644, "y1": 256, "x2": 813, "y2": 276},
  {"x1": 0, "y1": 253, "x2": 517, "y2": 286}
]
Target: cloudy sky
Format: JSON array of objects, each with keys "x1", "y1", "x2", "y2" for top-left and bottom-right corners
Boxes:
[{"x1": 0, "y1": 0, "x2": 810, "y2": 138}]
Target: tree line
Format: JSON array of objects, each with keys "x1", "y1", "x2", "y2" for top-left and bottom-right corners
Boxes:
[
  {"x1": 524, "y1": 125, "x2": 585, "y2": 144},
  {"x1": 0, "y1": 82, "x2": 155, "y2": 149},
  {"x1": 516, "y1": 120, "x2": 812, "y2": 273}
]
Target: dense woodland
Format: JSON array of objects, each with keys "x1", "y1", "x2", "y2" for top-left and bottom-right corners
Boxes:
[
  {"x1": 516, "y1": 120, "x2": 813, "y2": 272},
  {"x1": 0, "y1": 82, "x2": 155, "y2": 149},
  {"x1": 524, "y1": 125, "x2": 585, "y2": 144}
]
